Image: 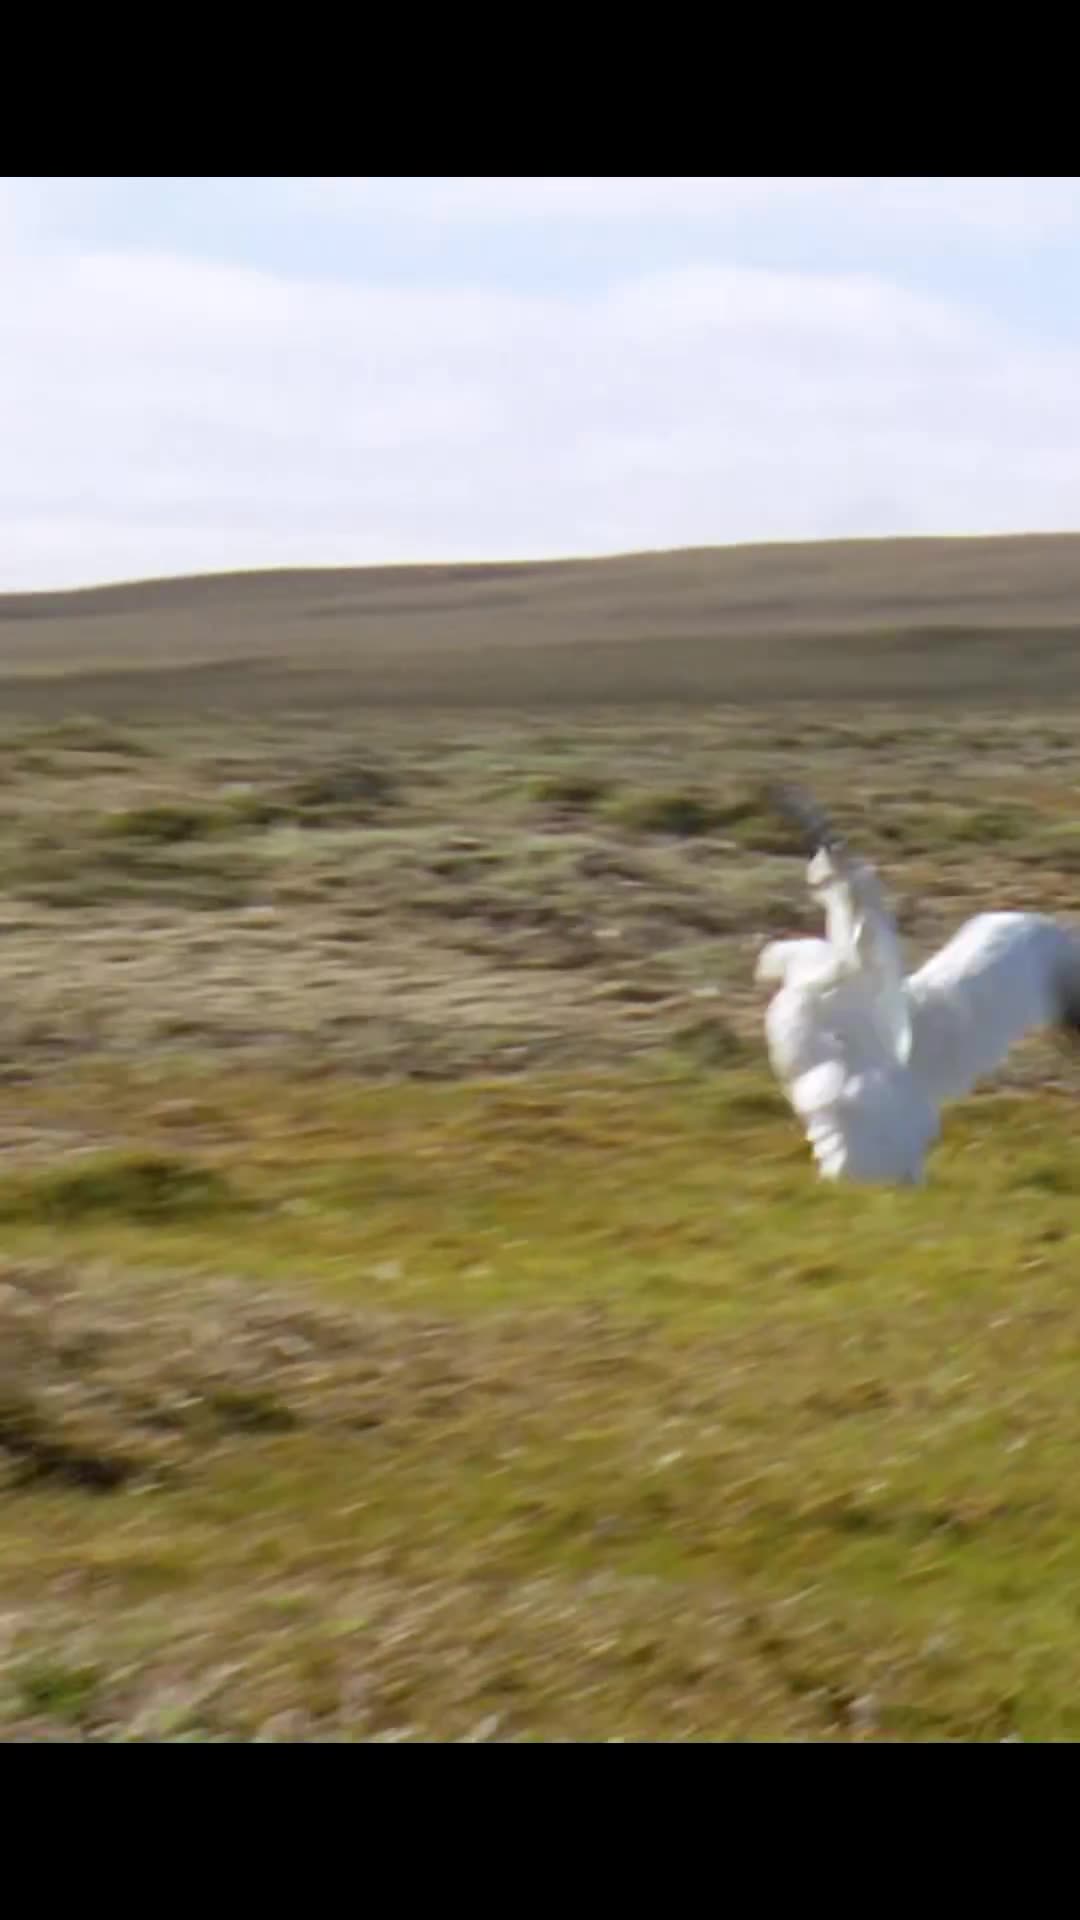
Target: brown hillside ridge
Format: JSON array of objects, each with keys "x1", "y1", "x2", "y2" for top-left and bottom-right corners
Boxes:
[{"x1": 2, "y1": 532, "x2": 1080, "y2": 714}]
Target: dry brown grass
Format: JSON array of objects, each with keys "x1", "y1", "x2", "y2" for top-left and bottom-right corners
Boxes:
[{"x1": 0, "y1": 699, "x2": 1075, "y2": 1090}]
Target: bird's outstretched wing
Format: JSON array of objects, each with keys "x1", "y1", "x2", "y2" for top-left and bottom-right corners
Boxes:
[{"x1": 905, "y1": 910, "x2": 1080, "y2": 1102}]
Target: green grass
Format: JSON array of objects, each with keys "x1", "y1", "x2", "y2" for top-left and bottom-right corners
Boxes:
[{"x1": 3, "y1": 1059, "x2": 1080, "y2": 1739}]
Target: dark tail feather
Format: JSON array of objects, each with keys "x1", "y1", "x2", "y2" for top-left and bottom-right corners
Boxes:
[
  {"x1": 1053, "y1": 930, "x2": 1080, "y2": 1043},
  {"x1": 1059, "y1": 979, "x2": 1080, "y2": 1040},
  {"x1": 766, "y1": 782, "x2": 848, "y2": 860}
]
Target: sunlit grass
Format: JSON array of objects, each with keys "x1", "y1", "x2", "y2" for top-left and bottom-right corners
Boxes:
[{"x1": 3, "y1": 1059, "x2": 1080, "y2": 1739}]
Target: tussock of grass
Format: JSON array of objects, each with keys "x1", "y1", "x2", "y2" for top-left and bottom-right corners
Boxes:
[
  {"x1": 15, "y1": 1659, "x2": 103, "y2": 1725},
  {"x1": 948, "y1": 806, "x2": 1030, "y2": 845},
  {"x1": 607, "y1": 788, "x2": 726, "y2": 837},
  {"x1": 99, "y1": 803, "x2": 225, "y2": 845},
  {"x1": 4, "y1": 831, "x2": 258, "y2": 910},
  {"x1": 287, "y1": 761, "x2": 398, "y2": 822},
  {"x1": 604, "y1": 784, "x2": 790, "y2": 851},
  {"x1": 29, "y1": 717, "x2": 154, "y2": 758},
  {"x1": 529, "y1": 770, "x2": 612, "y2": 810},
  {"x1": 0, "y1": 1152, "x2": 241, "y2": 1226},
  {"x1": 220, "y1": 790, "x2": 290, "y2": 830}
]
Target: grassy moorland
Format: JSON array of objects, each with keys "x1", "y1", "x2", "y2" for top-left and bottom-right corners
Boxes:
[{"x1": 2, "y1": 536, "x2": 1080, "y2": 1738}]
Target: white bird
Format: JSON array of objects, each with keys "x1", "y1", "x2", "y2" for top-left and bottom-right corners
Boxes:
[{"x1": 755, "y1": 783, "x2": 1080, "y2": 1185}]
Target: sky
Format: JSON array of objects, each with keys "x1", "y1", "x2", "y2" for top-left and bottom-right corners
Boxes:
[{"x1": 3, "y1": 175, "x2": 1080, "y2": 592}]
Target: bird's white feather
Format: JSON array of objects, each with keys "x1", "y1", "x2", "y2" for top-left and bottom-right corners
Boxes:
[
  {"x1": 905, "y1": 910, "x2": 1079, "y2": 1102},
  {"x1": 806, "y1": 846, "x2": 912, "y2": 1066},
  {"x1": 757, "y1": 799, "x2": 1080, "y2": 1185}
]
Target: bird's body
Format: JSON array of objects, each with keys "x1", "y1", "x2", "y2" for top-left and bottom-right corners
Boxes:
[{"x1": 756, "y1": 789, "x2": 1080, "y2": 1185}]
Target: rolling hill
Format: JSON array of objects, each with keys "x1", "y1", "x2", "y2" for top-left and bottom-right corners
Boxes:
[{"x1": 3, "y1": 532, "x2": 1080, "y2": 713}]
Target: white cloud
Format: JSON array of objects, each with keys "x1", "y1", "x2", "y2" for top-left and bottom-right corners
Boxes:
[
  {"x1": 2, "y1": 205, "x2": 1080, "y2": 590},
  {"x1": 294, "y1": 175, "x2": 1080, "y2": 239}
]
